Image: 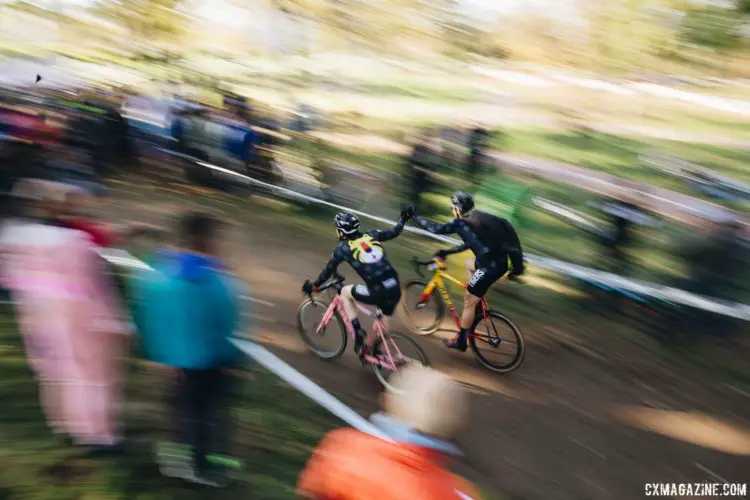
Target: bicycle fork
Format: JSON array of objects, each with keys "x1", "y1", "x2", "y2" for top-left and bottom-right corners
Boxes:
[
  {"x1": 419, "y1": 280, "x2": 465, "y2": 330},
  {"x1": 416, "y1": 281, "x2": 437, "y2": 308},
  {"x1": 316, "y1": 296, "x2": 340, "y2": 336}
]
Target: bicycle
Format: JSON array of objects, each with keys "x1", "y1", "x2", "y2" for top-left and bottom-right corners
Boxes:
[
  {"x1": 401, "y1": 257, "x2": 526, "y2": 373},
  {"x1": 297, "y1": 272, "x2": 430, "y2": 391}
]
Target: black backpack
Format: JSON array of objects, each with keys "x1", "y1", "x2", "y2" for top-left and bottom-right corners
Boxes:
[{"x1": 463, "y1": 210, "x2": 522, "y2": 256}]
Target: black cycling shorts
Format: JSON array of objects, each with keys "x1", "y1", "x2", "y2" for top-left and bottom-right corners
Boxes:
[
  {"x1": 350, "y1": 277, "x2": 402, "y2": 316},
  {"x1": 467, "y1": 255, "x2": 508, "y2": 298}
]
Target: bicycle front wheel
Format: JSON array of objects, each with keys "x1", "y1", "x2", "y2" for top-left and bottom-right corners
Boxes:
[
  {"x1": 371, "y1": 332, "x2": 430, "y2": 392},
  {"x1": 297, "y1": 298, "x2": 347, "y2": 360},
  {"x1": 470, "y1": 310, "x2": 525, "y2": 373},
  {"x1": 400, "y1": 280, "x2": 445, "y2": 335}
]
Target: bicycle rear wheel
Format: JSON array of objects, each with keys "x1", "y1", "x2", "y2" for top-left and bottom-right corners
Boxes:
[
  {"x1": 371, "y1": 332, "x2": 430, "y2": 392},
  {"x1": 470, "y1": 310, "x2": 525, "y2": 373},
  {"x1": 297, "y1": 298, "x2": 347, "y2": 360},
  {"x1": 400, "y1": 280, "x2": 445, "y2": 335}
]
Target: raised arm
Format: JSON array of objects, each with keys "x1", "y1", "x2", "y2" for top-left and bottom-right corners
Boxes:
[
  {"x1": 371, "y1": 216, "x2": 406, "y2": 242},
  {"x1": 436, "y1": 242, "x2": 469, "y2": 258},
  {"x1": 412, "y1": 216, "x2": 459, "y2": 235}
]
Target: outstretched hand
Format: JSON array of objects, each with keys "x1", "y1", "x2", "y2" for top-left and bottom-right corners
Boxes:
[
  {"x1": 302, "y1": 281, "x2": 317, "y2": 295},
  {"x1": 401, "y1": 205, "x2": 416, "y2": 220},
  {"x1": 433, "y1": 249, "x2": 448, "y2": 261}
]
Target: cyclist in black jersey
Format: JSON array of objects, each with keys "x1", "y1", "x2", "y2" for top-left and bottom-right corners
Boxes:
[
  {"x1": 411, "y1": 192, "x2": 524, "y2": 351},
  {"x1": 303, "y1": 207, "x2": 415, "y2": 356}
]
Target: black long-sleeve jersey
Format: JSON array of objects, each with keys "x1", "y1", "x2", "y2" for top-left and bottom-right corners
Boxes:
[
  {"x1": 413, "y1": 212, "x2": 524, "y2": 272},
  {"x1": 313, "y1": 217, "x2": 406, "y2": 290},
  {"x1": 412, "y1": 216, "x2": 491, "y2": 257}
]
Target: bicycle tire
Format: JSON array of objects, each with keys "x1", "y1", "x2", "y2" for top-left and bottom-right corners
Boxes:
[
  {"x1": 371, "y1": 331, "x2": 430, "y2": 391},
  {"x1": 400, "y1": 280, "x2": 445, "y2": 335},
  {"x1": 297, "y1": 298, "x2": 347, "y2": 360},
  {"x1": 470, "y1": 310, "x2": 525, "y2": 373}
]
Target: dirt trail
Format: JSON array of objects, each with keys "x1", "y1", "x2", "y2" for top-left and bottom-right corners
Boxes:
[{"x1": 103, "y1": 180, "x2": 750, "y2": 499}]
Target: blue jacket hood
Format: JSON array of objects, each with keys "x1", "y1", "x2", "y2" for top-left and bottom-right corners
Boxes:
[
  {"x1": 134, "y1": 250, "x2": 247, "y2": 370},
  {"x1": 163, "y1": 250, "x2": 224, "y2": 282}
]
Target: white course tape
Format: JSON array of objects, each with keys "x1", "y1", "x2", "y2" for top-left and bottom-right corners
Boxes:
[
  {"x1": 230, "y1": 339, "x2": 475, "y2": 500},
  {"x1": 232, "y1": 339, "x2": 390, "y2": 439},
  {"x1": 165, "y1": 153, "x2": 750, "y2": 320},
  {"x1": 97, "y1": 250, "x2": 474, "y2": 497}
]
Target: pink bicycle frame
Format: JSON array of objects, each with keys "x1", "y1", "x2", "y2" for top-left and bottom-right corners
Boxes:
[{"x1": 316, "y1": 294, "x2": 405, "y2": 369}]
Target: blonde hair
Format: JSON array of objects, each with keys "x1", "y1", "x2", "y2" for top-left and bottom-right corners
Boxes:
[{"x1": 385, "y1": 365, "x2": 468, "y2": 441}]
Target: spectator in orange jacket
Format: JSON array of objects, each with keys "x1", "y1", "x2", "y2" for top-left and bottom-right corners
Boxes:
[{"x1": 297, "y1": 365, "x2": 478, "y2": 500}]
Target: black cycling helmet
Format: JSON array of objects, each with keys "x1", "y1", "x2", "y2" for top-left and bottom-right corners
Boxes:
[
  {"x1": 334, "y1": 211, "x2": 360, "y2": 238},
  {"x1": 451, "y1": 191, "x2": 475, "y2": 215}
]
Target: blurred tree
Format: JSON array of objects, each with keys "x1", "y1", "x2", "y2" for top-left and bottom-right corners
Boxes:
[
  {"x1": 489, "y1": 12, "x2": 567, "y2": 64},
  {"x1": 262, "y1": 0, "x2": 486, "y2": 58},
  {"x1": 91, "y1": 0, "x2": 188, "y2": 50},
  {"x1": 4, "y1": 1, "x2": 98, "y2": 46},
  {"x1": 432, "y1": 0, "x2": 485, "y2": 59},
  {"x1": 581, "y1": 0, "x2": 687, "y2": 72}
]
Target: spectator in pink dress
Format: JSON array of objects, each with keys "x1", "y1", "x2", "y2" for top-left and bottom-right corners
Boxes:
[{"x1": 1, "y1": 179, "x2": 132, "y2": 453}]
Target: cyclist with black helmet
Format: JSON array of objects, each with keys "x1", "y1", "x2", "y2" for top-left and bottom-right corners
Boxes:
[
  {"x1": 411, "y1": 192, "x2": 524, "y2": 352},
  {"x1": 303, "y1": 207, "x2": 415, "y2": 356}
]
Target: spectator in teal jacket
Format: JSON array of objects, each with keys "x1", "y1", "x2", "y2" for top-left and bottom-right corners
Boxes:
[{"x1": 132, "y1": 212, "x2": 247, "y2": 487}]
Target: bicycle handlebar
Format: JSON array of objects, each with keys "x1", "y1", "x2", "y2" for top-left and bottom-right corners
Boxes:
[
  {"x1": 412, "y1": 256, "x2": 442, "y2": 278},
  {"x1": 315, "y1": 272, "x2": 346, "y2": 294},
  {"x1": 413, "y1": 257, "x2": 436, "y2": 267}
]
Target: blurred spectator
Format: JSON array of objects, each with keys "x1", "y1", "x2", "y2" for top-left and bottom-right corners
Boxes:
[
  {"x1": 0, "y1": 180, "x2": 131, "y2": 453},
  {"x1": 297, "y1": 365, "x2": 478, "y2": 500},
  {"x1": 684, "y1": 217, "x2": 747, "y2": 301},
  {"x1": 40, "y1": 146, "x2": 99, "y2": 189},
  {"x1": 406, "y1": 133, "x2": 436, "y2": 213},
  {"x1": 183, "y1": 107, "x2": 211, "y2": 162},
  {"x1": 102, "y1": 97, "x2": 132, "y2": 172},
  {"x1": 170, "y1": 107, "x2": 189, "y2": 155},
  {"x1": 133, "y1": 212, "x2": 246, "y2": 486},
  {"x1": 438, "y1": 124, "x2": 465, "y2": 169},
  {"x1": 0, "y1": 142, "x2": 21, "y2": 219},
  {"x1": 60, "y1": 187, "x2": 155, "y2": 248},
  {"x1": 223, "y1": 93, "x2": 250, "y2": 124},
  {"x1": 466, "y1": 125, "x2": 489, "y2": 184},
  {"x1": 59, "y1": 185, "x2": 113, "y2": 249},
  {"x1": 593, "y1": 187, "x2": 655, "y2": 276},
  {"x1": 290, "y1": 102, "x2": 320, "y2": 134}
]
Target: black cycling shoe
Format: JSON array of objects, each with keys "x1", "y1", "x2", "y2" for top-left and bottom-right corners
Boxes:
[
  {"x1": 354, "y1": 330, "x2": 367, "y2": 356},
  {"x1": 444, "y1": 335, "x2": 468, "y2": 352}
]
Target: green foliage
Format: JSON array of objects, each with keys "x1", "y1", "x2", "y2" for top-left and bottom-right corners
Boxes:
[
  {"x1": 0, "y1": 309, "x2": 337, "y2": 500},
  {"x1": 680, "y1": 7, "x2": 741, "y2": 51},
  {"x1": 5, "y1": 0, "x2": 750, "y2": 71},
  {"x1": 91, "y1": 0, "x2": 188, "y2": 46}
]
